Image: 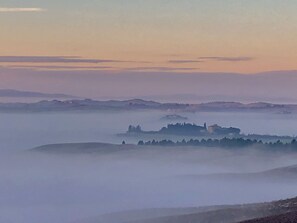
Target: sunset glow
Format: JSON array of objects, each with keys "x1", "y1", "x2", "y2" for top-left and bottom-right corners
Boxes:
[{"x1": 1, "y1": 0, "x2": 296, "y2": 73}]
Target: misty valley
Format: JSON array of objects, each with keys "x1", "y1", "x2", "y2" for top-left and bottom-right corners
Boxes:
[
  {"x1": 1, "y1": 104, "x2": 297, "y2": 223},
  {"x1": 3, "y1": 1, "x2": 297, "y2": 222}
]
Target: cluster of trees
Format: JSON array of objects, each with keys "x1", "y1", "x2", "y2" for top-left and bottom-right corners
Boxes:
[
  {"x1": 128, "y1": 125, "x2": 142, "y2": 133},
  {"x1": 159, "y1": 123, "x2": 207, "y2": 136},
  {"x1": 138, "y1": 138, "x2": 297, "y2": 150},
  {"x1": 127, "y1": 123, "x2": 241, "y2": 137},
  {"x1": 208, "y1": 125, "x2": 241, "y2": 135}
]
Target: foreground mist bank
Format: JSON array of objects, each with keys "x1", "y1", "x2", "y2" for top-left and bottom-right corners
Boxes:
[{"x1": 0, "y1": 142, "x2": 291, "y2": 223}]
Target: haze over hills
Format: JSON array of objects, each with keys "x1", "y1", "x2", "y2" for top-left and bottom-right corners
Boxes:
[
  {"x1": 2, "y1": 69, "x2": 297, "y2": 104},
  {"x1": 0, "y1": 98, "x2": 297, "y2": 113},
  {"x1": 3, "y1": 1, "x2": 297, "y2": 223}
]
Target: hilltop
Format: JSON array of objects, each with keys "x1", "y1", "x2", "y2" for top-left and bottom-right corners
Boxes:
[
  {"x1": 122, "y1": 123, "x2": 294, "y2": 143},
  {"x1": 126, "y1": 123, "x2": 240, "y2": 137},
  {"x1": 0, "y1": 99, "x2": 297, "y2": 113}
]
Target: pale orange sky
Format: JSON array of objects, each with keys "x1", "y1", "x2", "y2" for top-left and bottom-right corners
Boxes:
[{"x1": 0, "y1": 0, "x2": 297, "y2": 73}]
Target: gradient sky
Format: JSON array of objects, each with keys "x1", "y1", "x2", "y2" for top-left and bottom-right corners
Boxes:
[{"x1": 1, "y1": 0, "x2": 297, "y2": 73}]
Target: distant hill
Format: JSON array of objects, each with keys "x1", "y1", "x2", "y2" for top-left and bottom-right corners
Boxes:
[
  {"x1": 0, "y1": 89, "x2": 76, "y2": 99},
  {"x1": 0, "y1": 98, "x2": 297, "y2": 113},
  {"x1": 31, "y1": 142, "x2": 138, "y2": 154},
  {"x1": 0, "y1": 99, "x2": 162, "y2": 112}
]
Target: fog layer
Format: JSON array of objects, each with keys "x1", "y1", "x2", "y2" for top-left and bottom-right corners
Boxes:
[
  {"x1": 1, "y1": 111, "x2": 297, "y2": 152},
  {"x1": 0, "y1": 111, "x2": 297, "y2": 223}
]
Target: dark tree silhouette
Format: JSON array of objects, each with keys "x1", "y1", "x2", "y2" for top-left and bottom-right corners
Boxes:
[{"x1": 138, "y1": 138, "x2": 297, "y2": 151}]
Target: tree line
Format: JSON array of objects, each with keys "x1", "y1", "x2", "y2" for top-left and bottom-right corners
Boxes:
[{"x1": 138, "y1": 138, "x2": 297, "y2": 150}]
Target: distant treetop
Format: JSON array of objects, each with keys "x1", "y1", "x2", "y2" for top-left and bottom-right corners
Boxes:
[{"x1": 127, "y1": 122, "x2": 241, "y2": 137}]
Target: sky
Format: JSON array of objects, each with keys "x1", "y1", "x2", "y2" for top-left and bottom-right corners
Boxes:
[{"x1": 0, "y1": 0, "x2": 297, "y2": 100}]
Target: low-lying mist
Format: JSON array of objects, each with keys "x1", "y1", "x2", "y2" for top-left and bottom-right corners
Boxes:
[
  {"x1": 1, "y1": 146, "x2": 297, "y2": 223},
  {"x1": 0, "y1": 111, "x2": 297, "y2": 223}
]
